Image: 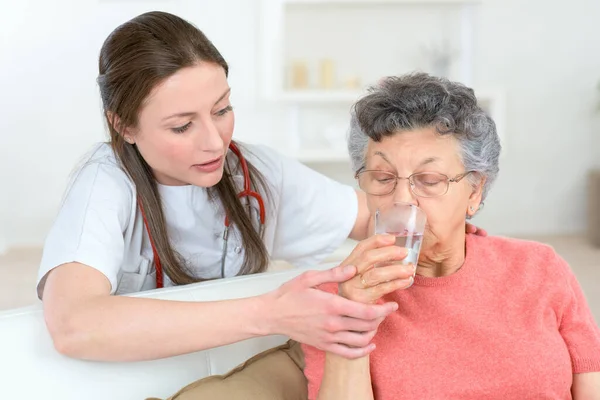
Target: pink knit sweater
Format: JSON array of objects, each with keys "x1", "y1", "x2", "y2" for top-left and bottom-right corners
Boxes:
[{"x1": 302, "y1": 234, "x2": 600, "y2": 399}]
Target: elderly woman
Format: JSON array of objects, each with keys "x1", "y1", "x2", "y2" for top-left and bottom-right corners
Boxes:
[{"x1": 301, "y1": 73, "x2": 600, "y2": 399}]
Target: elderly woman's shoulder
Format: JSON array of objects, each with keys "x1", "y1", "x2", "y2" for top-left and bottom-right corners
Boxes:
[{"x1": 471, "y1": 234, "x2": 569, "y2": 272}]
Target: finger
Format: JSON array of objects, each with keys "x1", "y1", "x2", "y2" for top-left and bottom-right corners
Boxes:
[
  {"x1": 334, "y1": 297, "x2": 398, "y2": 320},
  {"x1": 465, "y1": 223, "x2": 477, "y2": 234},
  {"x1": 466, "y1": 223, "x2": 488, "y2": 237},
  {"x1": 300, "y1": 264, "x2": 357, "y2": 288},
  {"x1": 361, "y1": 263, "x2": 415, "y2": 287},
  {"x1": 354, "y1": 233, "x2": 396, "y2": 252},
  {"x1": 368, "y1": 277, "x2": 414, "y2": 298},
  {"x1": 339, "y1": 316, "x2": 384, "y2": 333},
  {"x1": 331, "y1": 329, "x2": 377, "y2": 349},
  {"x1": 354, "y1": 246, "x2": 408, "y2": 274},
  {"x1": 343, "y1": 234, "x2": 397, "y2": 267},
  {"x1": 325, "y1": 343, "x2": 376, "y2": 360}
]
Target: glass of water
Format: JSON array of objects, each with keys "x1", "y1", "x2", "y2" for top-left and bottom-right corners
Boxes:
[{"x1": 374, "y1": 202, "x2": 427, "y2": 270}]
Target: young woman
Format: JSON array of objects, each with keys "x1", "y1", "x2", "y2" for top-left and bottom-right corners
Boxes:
[{"x1": 37, "y1": 11, "x2": 482, "y2": 362}]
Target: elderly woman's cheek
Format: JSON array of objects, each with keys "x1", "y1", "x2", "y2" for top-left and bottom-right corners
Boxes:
[{"x1": 421, "y1": 198, "x2": 468, "y2": 240}]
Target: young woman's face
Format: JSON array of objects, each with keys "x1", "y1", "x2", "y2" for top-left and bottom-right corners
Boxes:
[{"x1": 124, "y1": 62, "x2": 234, "y2": 187}]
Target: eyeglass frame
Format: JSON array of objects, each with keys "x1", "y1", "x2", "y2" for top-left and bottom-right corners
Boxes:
[{"x1": 354, "y1": 168, "x2": 476, "y2": 198}]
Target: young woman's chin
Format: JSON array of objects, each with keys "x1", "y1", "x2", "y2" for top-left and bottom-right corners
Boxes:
[{"x1": 187, "y1": 167, "x2": 226, "y2": 188}]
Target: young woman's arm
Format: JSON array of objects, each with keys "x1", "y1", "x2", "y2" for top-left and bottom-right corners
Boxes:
[
  {"x1": 572, "y1": 372, "x2": 600, "y2": 399},
  {"x1": 349, "y1": 190, "x2": 374, "y2": 241},
  {"x1": 43, "y1": 261, "x2": 401, "y2": 362}
]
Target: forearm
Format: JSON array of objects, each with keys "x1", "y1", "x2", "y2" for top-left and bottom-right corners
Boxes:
[
  {"x1": 51, "y1": 294, "x2": 270, "y2": 361},
  {"x1": 572, "y1": 372, "x2": 600, "y2": 399},
  {"x1": 349, "y1": 190, "x2": 373, "y2": 241},
  {"x1": 318, "y1": 352, "x2": 374, "y2": 400}
]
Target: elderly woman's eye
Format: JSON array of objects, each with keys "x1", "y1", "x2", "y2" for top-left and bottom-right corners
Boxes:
[
  {"x1": 371, "y1": 173, "x2": 394, "y2": 183},
  {"x1": 417, "y1": 174, "x2": 444, "y2": 186}
]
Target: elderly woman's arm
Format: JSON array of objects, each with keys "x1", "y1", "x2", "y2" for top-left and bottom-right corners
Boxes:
[
  {"x1": 554, "y1": 252, "x2": 600, "y2": 396},
  {"x1": 318, "y1": 354, "x2": 374, "y2": 400},
  {"x1": 572, "y1": 372, "x2": 600, "y2": 399},
  {"x1": 315, "y1": 235, "x2": 413, "y2": 399}
]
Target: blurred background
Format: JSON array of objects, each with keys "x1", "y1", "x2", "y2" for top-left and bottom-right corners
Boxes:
[{"x1": 0, "y1": 0, "x2": 599, "y2": 313}]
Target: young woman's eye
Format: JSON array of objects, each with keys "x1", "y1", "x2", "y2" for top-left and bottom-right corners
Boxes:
[
  {"x1": 172, "y1": 122, "x2": 192, "y2": 134},
  {"x1": 215, "y1": 105, "x2": 232, "y2": 117}
]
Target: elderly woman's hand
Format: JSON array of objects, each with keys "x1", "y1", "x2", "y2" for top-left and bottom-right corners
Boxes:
[
  {"x1": 338, "y1": 234, "x2": 415, "y2": 304},
  {"x1": 466, "y1": 223, "x2": 487, "y2": 236}
]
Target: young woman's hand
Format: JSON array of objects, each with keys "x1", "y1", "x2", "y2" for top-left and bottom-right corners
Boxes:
[
  {"x1": 264, "y1": 264, "x2": 397, "y2": 359},
  {"x1": 264, "y1": 234, "x2": 413, "y2": 358}
]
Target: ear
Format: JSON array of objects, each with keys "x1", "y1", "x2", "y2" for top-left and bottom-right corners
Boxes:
[
  {"x1": 467, "y1": 175, "x2": 486, "y2": 217},
  {"x1": 106, "y1": 111, "x2": 135, "y2": 144}
]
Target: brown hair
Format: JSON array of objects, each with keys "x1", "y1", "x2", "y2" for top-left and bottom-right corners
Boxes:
[{"x1": 97, "y1": 11, "x2": 270, "y2": 284}]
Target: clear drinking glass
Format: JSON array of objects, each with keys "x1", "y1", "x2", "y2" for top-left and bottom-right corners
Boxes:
[{"x1": 374, "y1": 202, "x2": 427, "y2": 270}]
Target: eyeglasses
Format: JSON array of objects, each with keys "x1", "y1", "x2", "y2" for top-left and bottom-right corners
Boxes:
[{"x1": 355, "y1": 169, "x2": 474, "y2": 198}]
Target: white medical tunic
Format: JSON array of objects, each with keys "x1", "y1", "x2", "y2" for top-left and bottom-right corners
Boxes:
[{"x1": 36, "y1": 142, "x2": 358, "y2": 297}]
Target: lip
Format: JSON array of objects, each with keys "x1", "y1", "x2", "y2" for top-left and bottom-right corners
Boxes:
[{"x1": 192, "y1": 156, "x2": 223, "y2": 173}]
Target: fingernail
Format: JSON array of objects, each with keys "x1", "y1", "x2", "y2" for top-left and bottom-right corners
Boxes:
[
  {"x1": 406, "y1": 276, "x2": 414, "y2": 288},
  {"x1": 392, "y1": 302, "x2": 399, "y2": 311}
]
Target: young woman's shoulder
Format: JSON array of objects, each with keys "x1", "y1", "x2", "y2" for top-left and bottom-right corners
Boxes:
[
  {"x1": 68, "y1": 141, "x2": 133, "y2": 184},
  {"x1": 238, "y1": 142, "x2": 358, "y2": 266},
  {"x1": 60, "y1": 142, "x2": 136, "y2": 208},
  {"x1": 236, "y1": 143, "x2": 286, "y2": 177},
  {"x1": 37, "y1": 142, "x2": 137, "y2": 297}
]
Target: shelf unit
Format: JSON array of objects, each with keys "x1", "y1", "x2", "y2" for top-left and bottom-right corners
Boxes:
[
  {"x1": 276, "y1": 87, "x2": 505, "y2": 163},
  {"x1": 258, "y1": 0, "x2": 504, "y2": 164}
]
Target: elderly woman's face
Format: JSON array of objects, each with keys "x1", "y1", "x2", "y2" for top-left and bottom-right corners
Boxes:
[{"x1": 364, "y1": 127, "x2": 484, "y2": 247}]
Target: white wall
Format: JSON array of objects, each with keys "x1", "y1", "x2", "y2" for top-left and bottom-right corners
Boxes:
[
  {"x1": 0, "y1": 0, "x2": 276, "y2": 248},
  {"x1": 1, "y1": 0, "x2": 599, "y2": 250},
  {"x1": 471, "y1": 0, "x2": 600, "y2": 235}
]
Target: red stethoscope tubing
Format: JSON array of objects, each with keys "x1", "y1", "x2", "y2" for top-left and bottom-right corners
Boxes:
[
  {"x1": 225, "y1": 142, "x2": 266, "y2": 229},
  {"x1": 138, "y1": 142, "x2": 266, "y2": 288}
]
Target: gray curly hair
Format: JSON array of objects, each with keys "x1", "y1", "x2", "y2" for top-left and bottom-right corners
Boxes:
[{"x1": 348, "y1": 72, "x2": 501, "y2": 202}]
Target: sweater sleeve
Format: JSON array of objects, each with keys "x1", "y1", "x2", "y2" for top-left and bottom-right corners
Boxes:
[
  {"x1": 301, "y1": 342, "x2": 327, "y2": 400},
  {"x1": 554, "y1": 253, "x2": 600, "y2": 373},
  {"x1": 301, "y1": 282, "x2": 338, "y2": 399}
]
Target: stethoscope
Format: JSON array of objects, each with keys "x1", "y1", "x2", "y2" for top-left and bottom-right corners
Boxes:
[{"x1": 139, "y1": 141, "x2": 266, "y2": 288}]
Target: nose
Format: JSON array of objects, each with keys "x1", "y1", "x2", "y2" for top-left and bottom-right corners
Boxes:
[
  {"x1": 195, "y1": 118, "x2": 224, "y2": 152},
  {"x1": 392, "y1": 177, "x2": 418, "y2": 205}
]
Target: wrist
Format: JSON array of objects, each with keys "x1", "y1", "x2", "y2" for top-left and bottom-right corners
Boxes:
[
  {"x1": 338, "y1": 285, "x2": 379, "y2": 304},
  {"x1": 251, "y1": 292, "x2": 278, "y2": 337}
]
